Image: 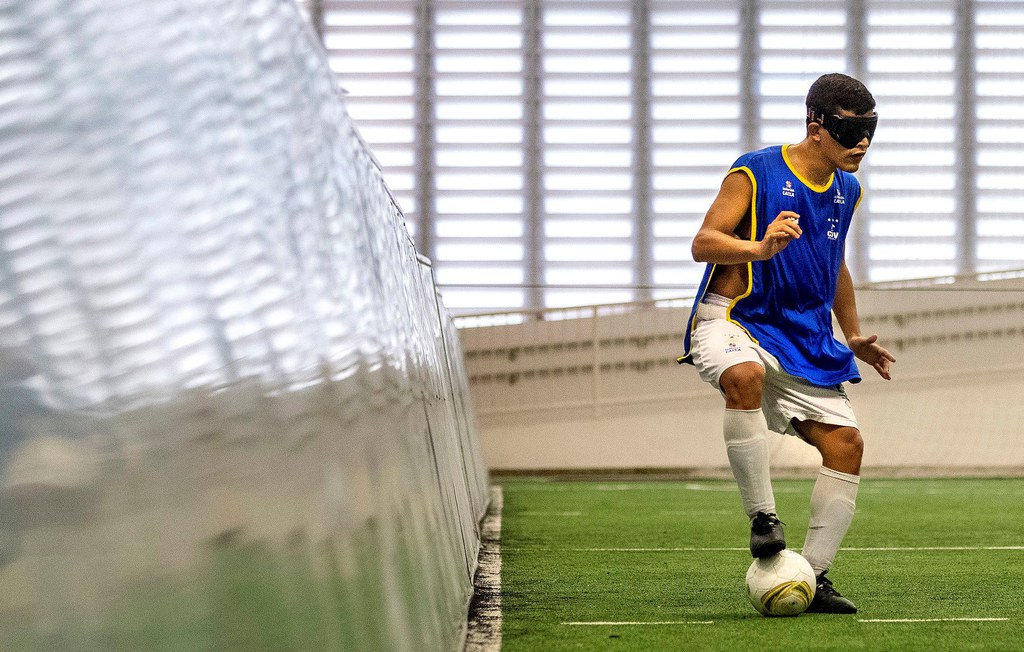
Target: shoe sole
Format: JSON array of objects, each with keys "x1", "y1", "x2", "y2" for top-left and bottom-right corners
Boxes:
[
  {"x1": 805, "y1": 605, "x2": 858, "y2": 614},
  {"x1": 750, "y1": 540, "x2": 786, "y2": 558},
  {"x1": 805, "y1": 596, "x2": 858, "y2": 614}
]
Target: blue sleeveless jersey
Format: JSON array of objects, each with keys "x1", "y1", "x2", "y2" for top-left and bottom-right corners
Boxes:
[{"x1": 680, "y1": 145, "x2": 863, "y2": 386}]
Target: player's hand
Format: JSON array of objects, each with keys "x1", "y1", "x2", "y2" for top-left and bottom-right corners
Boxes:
[
  {"x1": 848, "y1": 334, "x2": 895, "y2": 380},
  {"x1": 756, "y1": 212, "x2": 802, "y2": 260}
]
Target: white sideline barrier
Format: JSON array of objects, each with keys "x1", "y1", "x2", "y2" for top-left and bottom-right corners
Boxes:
[{"x1": 0, "y1": 1, "x2": 487, "y2": 649}]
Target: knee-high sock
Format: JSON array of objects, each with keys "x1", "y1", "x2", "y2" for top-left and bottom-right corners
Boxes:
[
  {"x1": 723, "y1": 408, "x2": 775, "y2": 519},
  {"x1": 802, "y1": 466, "x2": 860, "y2": 575}
]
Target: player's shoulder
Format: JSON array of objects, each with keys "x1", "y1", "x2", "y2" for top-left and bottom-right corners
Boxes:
[{"x1": 730, "y1": 145, "x2": 783, "y2": 171}]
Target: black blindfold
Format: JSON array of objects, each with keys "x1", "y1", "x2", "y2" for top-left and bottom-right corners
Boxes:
[{"x1": 807, "y1": 107, "x2": 877, "y2": 149}]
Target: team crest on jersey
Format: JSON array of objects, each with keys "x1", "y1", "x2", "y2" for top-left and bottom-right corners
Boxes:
[
  {"x1": 827, "y1": 214, "x2": 840, "y2": 241},
  {"x1": 782, "y1": 180, "x2": 795, "y2": 197}
]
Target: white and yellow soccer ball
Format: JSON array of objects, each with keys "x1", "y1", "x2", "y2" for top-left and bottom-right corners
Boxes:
[{"x1": 745, "y1": 550, "x2": 816, "y2": 617}]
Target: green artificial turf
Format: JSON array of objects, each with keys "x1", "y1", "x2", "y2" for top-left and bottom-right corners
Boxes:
[{"x1": 498, "y1": 477, "x2": 1024, "y2": 651}]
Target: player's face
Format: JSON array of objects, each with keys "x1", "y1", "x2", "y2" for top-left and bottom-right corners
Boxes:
[{"x1": 824, "y1": 108, "x2": 875, "y2": 173}]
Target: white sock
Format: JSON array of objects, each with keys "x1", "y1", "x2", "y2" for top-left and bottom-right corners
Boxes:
[
  {"x1": 723, "y1": 408, "x2": 775, "y2": 519},
  {"x1": 802, "y1": 466, "x2": 860, "y2": 575}
]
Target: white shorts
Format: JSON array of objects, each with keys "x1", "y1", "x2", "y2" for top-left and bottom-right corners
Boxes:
[{"x1": 690, "y1": 293, "x2": 859, "y2": 438}]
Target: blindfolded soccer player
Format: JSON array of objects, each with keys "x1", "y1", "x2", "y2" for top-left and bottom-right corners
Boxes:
[{"x1": 679, "y1": 73, "x2": 896, "y2": 614}]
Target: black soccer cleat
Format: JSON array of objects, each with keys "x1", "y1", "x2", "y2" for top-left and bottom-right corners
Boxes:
[
  {"x1": 805, "y1": 570, "x2": 858, "y2": 614},
  {"x1": 749, "y1": 511, "x2": 786, "y2": 558}
]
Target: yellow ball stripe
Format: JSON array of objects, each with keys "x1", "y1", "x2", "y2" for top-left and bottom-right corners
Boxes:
[{"x1": 761, "y1": 581, "x2": 814, "y2": 615}]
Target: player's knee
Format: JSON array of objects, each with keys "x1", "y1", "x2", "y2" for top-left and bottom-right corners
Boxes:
[
  {"x1": 835, "y1": 427, "x2": 864, "y2": 463},
  {"x1": 719, "y1": 362, "x2": 764, "y2": 409}
]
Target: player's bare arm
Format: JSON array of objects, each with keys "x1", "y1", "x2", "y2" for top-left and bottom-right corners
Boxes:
[
  {"x1": 833, "y1": 260, "x2": 895, "y2": 380},
  {"x1": 692, "y1": 171, "x2": 803, "y2": 266}
]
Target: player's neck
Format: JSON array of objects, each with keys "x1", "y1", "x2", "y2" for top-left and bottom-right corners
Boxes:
[{"x1": 786, "y1": 140, "x2": 835, "y2": 187}]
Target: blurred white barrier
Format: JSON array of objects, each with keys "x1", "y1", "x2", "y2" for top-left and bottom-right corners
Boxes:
[{"x1": 0, "y1": 1, "x2": 487, "y2": 649}]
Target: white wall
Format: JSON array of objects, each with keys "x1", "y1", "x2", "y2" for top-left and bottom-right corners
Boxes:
[{"x1": 460, "y1": 281, "x2": 1024, "y2": 476}]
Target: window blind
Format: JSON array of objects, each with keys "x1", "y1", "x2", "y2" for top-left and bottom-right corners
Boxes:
[{"x1": 316, "y1": 1, "x2": 1024, "y2": 314}]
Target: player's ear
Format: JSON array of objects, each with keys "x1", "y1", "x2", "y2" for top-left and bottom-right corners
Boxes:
[{"x1": 807, "y1": 121, "x2": 824, "y2": 142}]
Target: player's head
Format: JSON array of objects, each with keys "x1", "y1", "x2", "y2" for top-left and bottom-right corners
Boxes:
[
  {"x1": 806, "y1": 73, "x2": 875, "y2": 118},
  {"x1": 806, "y1": 73, "x2": 876, "y2": 148},
  {"x1": 805, "y1": 73, "x2": 876, "y2": 170}
]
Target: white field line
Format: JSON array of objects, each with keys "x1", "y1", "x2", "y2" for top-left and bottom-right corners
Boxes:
[
  {"x1": 683, "y1": 483, "x2": 737, "y2": 492},
  {"x1": 574, "y1": 547, "x2": 749, "y2": 552},
  {"x1": 560, "y1": 618, "x2": 1010, "y2": 626},
  {"x1": 658, "y1": 509, "x2": 735, "y2": 516},
  {"x1": 859, "y1": 618, "x2": 1010, "y2": 623},
  {"x1": 843, "y1": 546, "x2": 1024, "y2": 551},
  {"x1": 503, "y1": 484, "x2": 806, "y2": 493},
  {"x1": 465, "y1": 486, "x2": 504, "y2": 652},
  {"x1": 572, "y1": 546, "x2": 1024, "y2": 553},
  {"x1": 562, "y1": 621, "x2": 715, "y2": 626},
  {"x1": 681, "y1": 484, "x2": 807, "y2": 494}
]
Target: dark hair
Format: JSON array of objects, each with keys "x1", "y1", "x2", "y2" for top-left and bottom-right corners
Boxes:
[{"x1": 805, "y1": 73, "x2": 875, "y2": 116}]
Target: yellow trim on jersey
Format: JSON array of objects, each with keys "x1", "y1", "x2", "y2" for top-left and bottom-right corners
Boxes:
[
  {"x1": 853, "y1": 184, "x2": 865, "y2": 212},
  {"x1": 675, "y1": 164, "x2": 765, "y2": 364},
  {"x1": 726, "y1": 166, "x2": 759, "y2": 344},
  {"x1": 781, "y1": 143, "x2": 833, "y2": 193}
]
